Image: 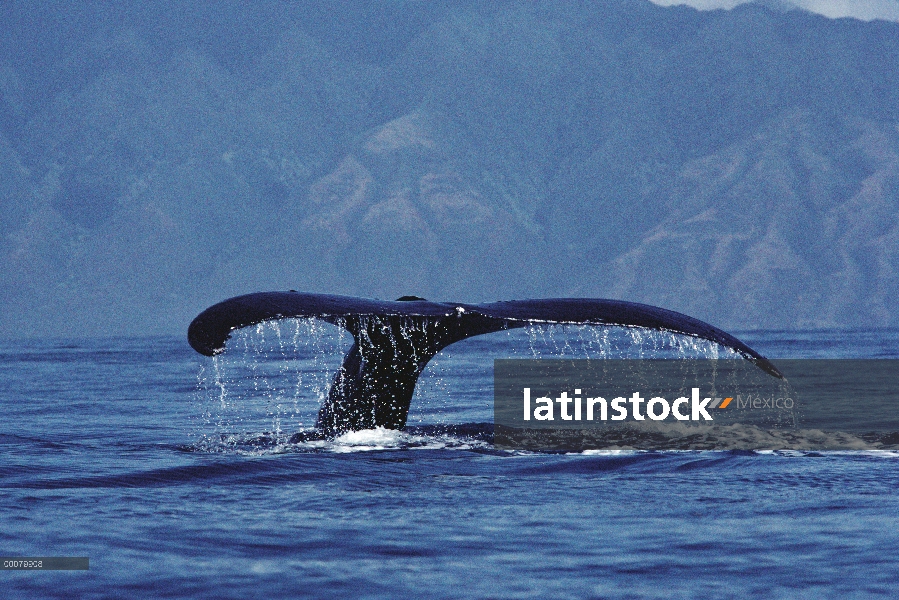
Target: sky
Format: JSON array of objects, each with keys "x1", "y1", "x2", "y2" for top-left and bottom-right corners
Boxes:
[{"x1": 649, "y1": 0, "x2": 899, "y2": 21}]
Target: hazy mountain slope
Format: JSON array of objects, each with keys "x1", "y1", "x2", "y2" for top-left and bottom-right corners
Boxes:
[
  {"x1": 597, "y1": 111, "x2": 899, "y2": 328},
  {"x1": 0, "y1": 1, "x2": 896, "y2": 336}
]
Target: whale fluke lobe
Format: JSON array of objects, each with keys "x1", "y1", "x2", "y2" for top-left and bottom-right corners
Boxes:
[{"x1": 188, "y1": 292, "x2": 783, "y2": 434}]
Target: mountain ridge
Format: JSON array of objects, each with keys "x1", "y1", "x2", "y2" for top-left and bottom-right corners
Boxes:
[{"x1": 0, "y1": 0, "x2": 896, "y2": 336}]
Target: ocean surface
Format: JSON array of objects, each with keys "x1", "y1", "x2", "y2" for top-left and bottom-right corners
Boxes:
[{"x1": 1, "y1": 324, "x2": 898, "y2": 599}]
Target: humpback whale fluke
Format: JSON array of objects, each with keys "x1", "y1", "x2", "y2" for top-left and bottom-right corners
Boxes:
[{"x1": 188, "y1": 292, "x2": 783, "y2": 434}]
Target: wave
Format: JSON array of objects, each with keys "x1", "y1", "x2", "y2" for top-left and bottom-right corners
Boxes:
[
  {"x1": 496, "y1": 421, "x2": 899, "y2": 452},
  {"x1": 10, "y1": 424, "x2": 898, "y2": 491},
  {"x1": 184, "y1": 421, "x2": 899, "y2": 455},
  {"x1": 188, "y1": 423, "x2": 496, "y2": 455}
]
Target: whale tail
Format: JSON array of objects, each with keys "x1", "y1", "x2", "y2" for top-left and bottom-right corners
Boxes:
[
  {"x1": 187, "y1": 292, "x2": 782, "y2": 434},
  {"x1": 313, "y1": 311, "x2": 508, "y2": 434}
]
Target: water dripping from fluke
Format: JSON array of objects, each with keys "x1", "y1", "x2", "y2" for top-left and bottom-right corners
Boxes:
[{"x1": 188, "y1": 292, "x2": 782, "y2": 443}]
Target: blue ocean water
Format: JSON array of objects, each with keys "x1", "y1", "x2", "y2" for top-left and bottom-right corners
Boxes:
[{"x1": 1, "y1": 326, "x2": 898, "y2": 599}]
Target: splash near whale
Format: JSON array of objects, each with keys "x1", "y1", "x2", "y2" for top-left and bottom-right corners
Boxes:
[{"x1": 187, "y1": 292, "x2": 782, "y2": 435}]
